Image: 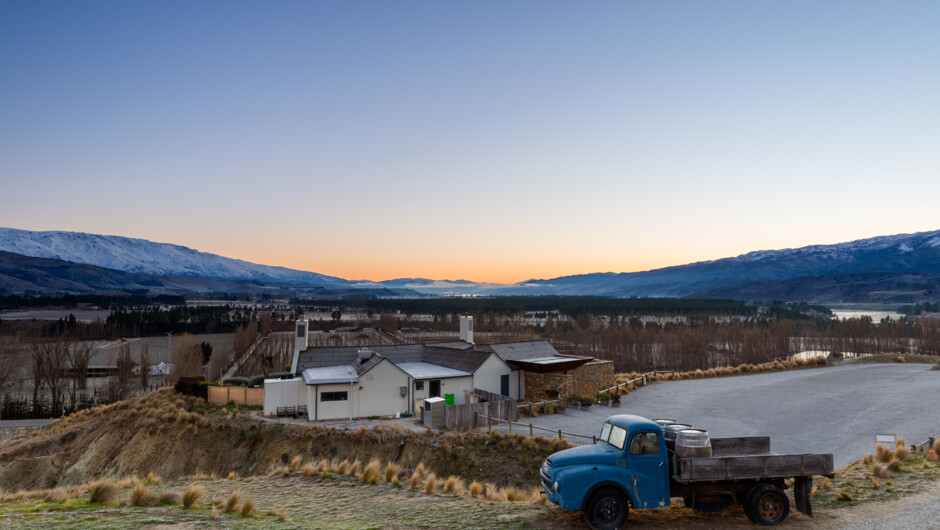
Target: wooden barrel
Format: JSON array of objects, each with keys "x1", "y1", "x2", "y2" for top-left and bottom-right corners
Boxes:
[
  {"x1": 663, "y1": 423, "x2": 692, "y2": 450},
  {"x1": 652, "y1": 418, "x2": 677, "y2": 427},
  {"x1": 675, "y1": 429, "x2": 712, "y2": 459}
]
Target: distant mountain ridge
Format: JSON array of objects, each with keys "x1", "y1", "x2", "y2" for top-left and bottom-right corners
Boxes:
[{"x1": 2, "y1": 227, "x2": 940, "y2": 302}]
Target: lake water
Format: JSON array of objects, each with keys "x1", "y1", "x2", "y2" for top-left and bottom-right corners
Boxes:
[{"x1": 830, "y1": 309, "x2": 905, "y2": 321}]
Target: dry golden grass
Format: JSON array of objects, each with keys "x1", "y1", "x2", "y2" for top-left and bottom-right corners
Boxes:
[
  {"x1": 502, "y1": 486, "x2": 527, "y2": 502},
  {"x1": 820, "y1": 477, "x2": 833, "y2": 490},
  {"x1": 145, "y1": 471, "x2": 160, "y2": 485},
  {"x1": 887, "y1": 458, "x2": 902, "y2": 471},
  {"x1": 302, "y1": 464, "x2": 316, "y2": 477},
  {"x1": 290, "y1": 456, "x2": 302, "y2": 471},
  {"x1": 469, "y1": 481, "x2": 483, "y2": 497},
  {"x1": 484, "y1": 482, "x2": 506, "y2": 502},
  {"x1": 361, "y1": 459, "x2": 381, "y2": 484},
  {"x1": 211, "y1": 505, "x2": 220, "y2": 520},
  {"x1": 317, "y1": 460, "x2": 327, "y2": 472},
  {"x1": 130, "y1": 484, "x2": 156, "y2": 507},
  {"x1": 349, "y1": 460, "x2": 362, "y2": 477},
  {"x1": 895, "y1": 444, "x2": 910, "y2": 461},
  {"x1": 425, "y1": 473, "x2": 436, "y2": 494},
  {"x1": 871, "y1": 477, "x2": 880, "y2": 489},
  {"x1": 241, "y1": 498, "x2": 256, "y2": 517},
  {"x1": 415, "y1": 462, "x2": 427, "y2": 480},
  {"x1": 837, "y1": 489, "x2": 854, "y2": 501},
  {"x1": 88, "y1": 480, "x2": 119, "y2": 505},
  {"x1": 873, "y1": 464, "x2": 888, "y2": 478},
  {"x1": 863, "y1": 453, "x2": 874, "y2": 465},
  {"x1": 337, "y1": 459, "x2": 350, "y2": 475},
  {"x1": 182, "y1": 484, "x2": 204, "y2": 509},
  {"x1": 383, "y1": 463, "x2": 401, "y2": 483},
  {"x1": 267, "y1": 507, "x2": 287, "y2": 522},
  {"x1": 876, "y1": 444, "x2": 893, "y2": 463},
  {"x1": 225, "y1": 491, "x2": 241, "y2": 513},
  {"x1": 443, "y1": 476, "x2": 465, "y2": 495},
  {"x1": 897, "y1": 355, "x2": 906, "y2": 363},
  {"x1": 409, "y1": 472, "x2": 421, "y2": 489}
]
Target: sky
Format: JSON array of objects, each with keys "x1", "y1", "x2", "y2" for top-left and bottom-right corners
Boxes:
[{"x1": 1, "y1": 1, "x2": 938, "y2": 283}]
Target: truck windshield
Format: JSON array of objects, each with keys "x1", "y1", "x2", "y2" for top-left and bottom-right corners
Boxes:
[
  {"x1": 599, "y1": 422, "x2": 612, "y2": 442},
  {"x1": 608, "y1": 426, "x2": 627, "y2": 450}
]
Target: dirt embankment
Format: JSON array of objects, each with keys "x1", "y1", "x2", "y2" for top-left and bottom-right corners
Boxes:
[{"x1": 0, "y1": 388, "x2": 563, "y2": 492}]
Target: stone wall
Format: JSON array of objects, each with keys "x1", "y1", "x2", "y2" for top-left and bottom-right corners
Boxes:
[{"x1": 523, "y1": 360, "x2": 615, "y2": 401}]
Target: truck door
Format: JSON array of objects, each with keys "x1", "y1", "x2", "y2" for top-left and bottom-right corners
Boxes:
[{"x1": 626, "y1": 431, "x2": 668, "y2": 508}]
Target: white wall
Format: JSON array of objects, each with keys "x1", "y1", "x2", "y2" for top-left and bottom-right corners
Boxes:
[
  {"x1": 511, "y1": 369, "x2": 523, "y2": 401},
  {"x1": 312, "y1": 382, "x2": 357, "y2": 421},
  {"x1": 472, "y1": 355, "x2": 512, "y2": 396},
  {"x1": 355, "y1": 360, "x2": 410, "y2": 418},
  {"x1": 262, "y1": 377, "x2": 306, "y2": 417}
]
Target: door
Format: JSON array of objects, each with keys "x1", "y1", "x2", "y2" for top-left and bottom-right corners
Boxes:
[
  {"x1": 429, "y1": 380, "x2": 441, "y2": 398},
  {"x1": 626, "y1": 431, "x2": 668, "y2": 508},
  {"x1": 500, "y1": 374, "x2": 510, "y2": 396}
]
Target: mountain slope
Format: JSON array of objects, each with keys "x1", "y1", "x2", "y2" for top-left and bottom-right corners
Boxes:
[
  {"x1": 502, "y1": 230, "x2": 940, "y2": 300},
  {"x1": 0, "y1": 228, "x2": 348, "y2": 285}
]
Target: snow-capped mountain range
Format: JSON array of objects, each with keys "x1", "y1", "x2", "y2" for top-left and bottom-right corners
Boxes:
[{"x1": 2, "y1": 227, "x2": 940, "y2": 301}]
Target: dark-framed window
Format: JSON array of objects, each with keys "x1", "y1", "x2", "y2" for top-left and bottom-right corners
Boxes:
[
  {"x1": 321, "y1": 391, "x2": 347, "y2": 402},
  {"x1": 415, "y1": 381, "x2": 424, "y2": 391}
]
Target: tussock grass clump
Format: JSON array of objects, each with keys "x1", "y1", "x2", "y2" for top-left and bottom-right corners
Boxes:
[
  {"x1": 130, "y1": 484, "x2": 156, "y2": 507},
  {"x1": 873, "y1": 464, "x2": 888, "y2": 478},
  {"x1": 484, "y1": 482, "x2": 505, "y2": 502},
  {"x1": 267, "y1": 508, "x2": 287, "y2": 522},
  {"x1": 871, "y1": 477, "x2": 880, "y2": 489},
  {"x1": 887, "y1": 458, "x2": 902, "y2": 471},
  {"x1": 182, "y1": 485, "x2": 204, "y2": 509},
  {"x1": 44, "y1": 488, "x2": 65, "y2": 502},
  {"x1": 820, "y1": 477, "x2": 833, "y2": 490},
  {"x1": 384, "y1": 463, "x2": 401, "y2": 483},
  {"x1": 409, "y1": 472, "x2": 421, "y2": 490},
  {"x1": 895, "y1": 444, "x2": 910, "y2": 461},
  {"x1": 443, "y1": 476, "x2": 464, "y2": 495},
  {"x1": 425, "y1": 473, "x2": 436, "y2": 494},
  {"x1": 241, "y1": 498, "x2": 256, "y2": 517},
  {"x1": 862, "y1": 453, "x2": 874, "y2": 465},
  {"x1": 211, "y1": 505, "x2": 220, "y2": 520},
  {"x1": 317, "y1": 460, "x2": 327, "y2": 472},
  {"x1": 146, "y1": 471, "x2": 160, "y2": 484},
  {"x1": 549, "y1": 437, "x2": 572, "y2": 452},
  {"x1": 225, "y1": 491, "x2": 241, "y2": 513},
  {"x1": 290, "y1": 456, "x2": 302, "y2": 471},
  {"x1": 349, "y1": 460, "x2": 362, "y2": 477},
  {"x1": 302, "y1": 464, "x2": 316, "y2": 477},
  {"x1": 837, "y1": 489, "x2": 854, "y2": 501},
  {"x1": 876, "y1": 444, "x2": 893, "y2": 463},
  {"x1": 502, "y1": 486, "x2": 527, "y2": 502},
  {"x1": 361, "y1": 459, "x2": 381, "y2": 484},
  {"x1": 337, "y1": 459, "x2": 350, "y2": 475},
  {"x1": 88, "y1": 480, "x2": 119, "y2": 505},
  {"x1": 469, "y1": 481, "x2": 483, "y2": 497},
  {"x1": 415, "y1": 462, "x2": 427, "y2": 480},
  {"x1": 896, "y1": 355, "x2": 906, "y2": 363},
  {"x1": 934, "y1": 438, "x2": 940, "y2": 456}
]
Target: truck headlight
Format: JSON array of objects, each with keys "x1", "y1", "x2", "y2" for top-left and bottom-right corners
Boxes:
[{"x1": 554, "y1": 481, "x2": 559, "y2": 492}]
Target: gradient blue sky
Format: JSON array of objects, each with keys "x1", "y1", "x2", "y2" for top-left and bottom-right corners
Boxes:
[{"x1": 2, "y1": 1, "x2": 938, "y2": 282}]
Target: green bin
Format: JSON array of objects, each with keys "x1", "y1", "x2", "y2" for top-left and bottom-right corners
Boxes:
[{"x1": 444, "y1": 393, "x2": 455, "y2": 405}]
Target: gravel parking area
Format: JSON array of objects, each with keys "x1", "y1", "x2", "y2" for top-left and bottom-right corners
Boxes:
[{"x1": 499, "y1": 364, "x2": 940, "y2": 469}]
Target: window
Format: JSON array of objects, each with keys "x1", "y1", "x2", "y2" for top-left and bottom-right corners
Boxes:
[
  {"x1": 608, "y1": 426, "x2": 628, "y2": 450},
  {"x1": 415, "y1": 381, "x2": 424, "y2": 391},
  {"x1": 599, "y1": 422, "x2": 612, "y2": 443},
  {"x1": 629, "y1": 432, "x2": 660, "y2": 455},
  {"x1": 296, "y1": 324, "x2": 306, "y2": 338},
  {"x1": 321, "y1": 391, "x2": 347, "y2": 402}
]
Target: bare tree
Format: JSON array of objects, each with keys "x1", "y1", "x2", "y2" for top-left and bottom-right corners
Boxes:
[
  {"x1": 65, "y1": 340, "x2": 93, "y2": 411},
  {"x1": 31, "y1": 340, "x2": 70, "y2": 416},
  {"x1": 0, "y1": 335, "x2": 23, "y2": 394},
  {"x1": 209, "y1": 343, "x2": 231, "y2": 383},
  {"x1": 139, "y1": 342, "x2": 150, "y2": 389}
]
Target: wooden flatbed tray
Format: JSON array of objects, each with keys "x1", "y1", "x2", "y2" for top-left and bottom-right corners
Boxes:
[{"x1": 674, "y1": 437, "x2": 834, "y2": 482}]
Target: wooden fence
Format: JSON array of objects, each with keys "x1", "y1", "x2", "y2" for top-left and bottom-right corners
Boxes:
[
  {"x1": 208, "y1": 386, "x2": 264, "y2": 407},
  {"x1": 477, "y1": 413, "x2": 596, "y2": 444},
  {"x1": 597, "y1": 370, "x2": 675, "y2": 398},
  {"x1": 442, "y1": 388, "x2": 517, "y2": 430}
]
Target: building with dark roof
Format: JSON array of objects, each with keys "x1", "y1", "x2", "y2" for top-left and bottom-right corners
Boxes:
[{"x1": 263, "y1": 316, "x2": 596, "y2": 421}]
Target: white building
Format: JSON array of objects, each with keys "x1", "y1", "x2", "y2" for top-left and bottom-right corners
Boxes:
[{"x1": 264, "y1": 316, "x2": 588, "y2": 421}]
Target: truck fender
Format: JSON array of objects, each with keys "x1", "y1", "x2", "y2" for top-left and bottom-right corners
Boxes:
[{"x1": 582, "y1": 480, "x2": 636, "y2": 512}]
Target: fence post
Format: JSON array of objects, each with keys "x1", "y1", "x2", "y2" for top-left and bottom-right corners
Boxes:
[
  {"x1": 509, "y1": 421, "x2": 512, "y2": 436},
  {"x1": 593, "y1": 435, "x2": 596, "y2": 444},
  {"x1": 558, "y1": 429, "x2": 562, "y2": 440},
  {"x1": 530, "y1": 424, "x2": 534, "y2": 437}
]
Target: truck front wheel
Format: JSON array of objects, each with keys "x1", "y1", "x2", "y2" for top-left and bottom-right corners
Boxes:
[
  {"x1": 585, "y1": 487, "x2": 629, "y2": 530},
  {"x1": 744, "y1": 484, "x2": 790, "y2": 525}
]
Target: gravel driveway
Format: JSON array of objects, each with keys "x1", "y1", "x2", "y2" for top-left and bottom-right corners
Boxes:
[{"x1": 502, "y1": 363, "x2": 939, "y2": 469}]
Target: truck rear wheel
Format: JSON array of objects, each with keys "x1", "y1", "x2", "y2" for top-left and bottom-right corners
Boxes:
[
  {"x1": 744, "y1": 484, "x2": 790, "y2": 525},
  {"x1": 585, "y1": 487, "x2": 629, "y2": 530}
]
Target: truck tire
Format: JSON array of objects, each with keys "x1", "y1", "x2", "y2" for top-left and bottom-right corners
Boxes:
[
  {"x1": 584, "y1": 487, "x2": 629, "y2": 530},
  {"x1": 744, "y1": 483, "x2": 790, "y2": 525}
]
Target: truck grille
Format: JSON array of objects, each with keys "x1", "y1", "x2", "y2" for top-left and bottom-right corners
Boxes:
[{"x1": 540, "y1": 460, "x2": 552, "y2": 491}]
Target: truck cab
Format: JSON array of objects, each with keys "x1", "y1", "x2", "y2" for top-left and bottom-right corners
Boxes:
[{"x1": 541, "y1": 415, "x2": 670, "y2": 529}]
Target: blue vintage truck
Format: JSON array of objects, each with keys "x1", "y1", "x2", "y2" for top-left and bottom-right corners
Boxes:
[{"x1": 541, "y1": 415, "x2": 834, "y2": 529}]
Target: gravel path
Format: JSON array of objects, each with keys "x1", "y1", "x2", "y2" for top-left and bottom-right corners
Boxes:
[{"x1": 504, "y1": 364, "x2": 940, "y2": 469}]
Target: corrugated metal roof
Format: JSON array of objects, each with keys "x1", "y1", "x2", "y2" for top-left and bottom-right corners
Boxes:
[
  {"x1": 301, "y1": 365, "x2": 359, "y2": 385},
  {"x1": 296, "y1": 344, "x2": 424, "y2": 372},
  {"x1": 395, "y1": 362, "x2": 471, "y2": 380},
  {"x1": 422, "y1": 346, "x2": 494, "y2": 373}
]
